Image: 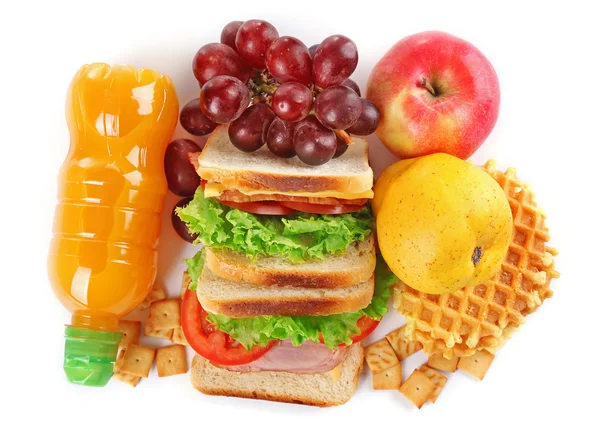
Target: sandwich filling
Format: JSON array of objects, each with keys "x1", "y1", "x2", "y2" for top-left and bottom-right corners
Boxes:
[
  {"x1": 178, "y1": 187, "x2": 374, "y2": 263},
  {"x1": 223, "y1": 340, "x2": 348, "y2": 373},
  {"x1": 177, "y1": 186, "x2": 396, "y2": 372}
]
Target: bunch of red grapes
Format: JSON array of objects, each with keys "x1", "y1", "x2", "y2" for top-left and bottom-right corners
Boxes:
[{"x1": 179, "y1": 19, "x2": 380, "y2": 166}]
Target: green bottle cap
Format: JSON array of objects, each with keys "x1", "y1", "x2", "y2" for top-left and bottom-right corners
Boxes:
[{"x1": 63, "y1": 326, "x2": 122, "y2": 386}]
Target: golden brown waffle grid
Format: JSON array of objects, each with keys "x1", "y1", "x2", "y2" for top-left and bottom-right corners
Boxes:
[{"x1": 394, "y1": 160, "x2": 559, "y2": 358}]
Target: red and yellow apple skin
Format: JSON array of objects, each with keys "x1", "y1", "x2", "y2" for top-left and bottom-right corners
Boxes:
[{"x1": 366, "y1": 31, "x2": 500, "y2": 159}]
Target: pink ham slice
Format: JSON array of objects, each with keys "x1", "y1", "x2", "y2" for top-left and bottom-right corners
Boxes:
[{"x1": 221, "y1": 340, "x2": 347, "y2": 374}]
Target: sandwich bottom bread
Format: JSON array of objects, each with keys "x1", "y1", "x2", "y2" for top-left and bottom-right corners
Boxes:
[{"x1": 190, "y1": 343, "x2": 364, "y2": 407}]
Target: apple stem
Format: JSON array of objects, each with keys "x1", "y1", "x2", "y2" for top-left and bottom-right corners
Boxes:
[
  {"x1": 421, "y1": 77, "x2": 437, "y2": 96},
  {"x1": 472, "y1": 247, "x2": 482, "y2": 266}
]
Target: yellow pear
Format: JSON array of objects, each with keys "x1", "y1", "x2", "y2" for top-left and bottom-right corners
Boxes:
[{"x1": 376, "y1": 153, "x2": 513, "y2": 294}]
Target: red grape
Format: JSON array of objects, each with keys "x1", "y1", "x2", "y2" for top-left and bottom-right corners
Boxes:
[
  {"x1": 333, "y1": 134, "x2": 348, "y2": 158},
  {"x1": 199, "y1": 76, "x2": 251, "y2": 124},
  {"x1": 229, "y1": 103, "x2": 275, "y2": 152},
  {"x1": 315, "y1": 85, "x2": 362, "y2": 130},
  {"x1": 308, "y1": 44, "x2": 319, "y2": 59},
  {"x1": 192, "y1": 43, "x2": 250, "y2": 85},
  {"x1": 271, "y1": 82, "x2": 313, "y2": 122},
  {"x1": 172, "y1": 197, "x2": 197, "y2": 243},
  {"x1": 342, "y1": 79, "x2": 361, "y2": 96},
  {"x1": 293, "y1": 116, "x2": 336, "y2": 165},
  {"x1": 266, "y1": 117, "x2": 296, "y2": 158},
  {"x1": 221, "y1": 21, "x2": 243, "y2": 51},
  {"x1": 164, "y1": 139, "x2": 201, "y2": 196},
  {"x1": 235, "y1": 20, "x2": 279, "y2": 69},
  {"x1": 347, "y1": 99, "x2": 381, "y2": 136},
  {"x1": 180, "y1": 98, "x2": 218, "y2": 136},
  {"x1": 266, "y1": 36, "x2": 312, "y2": 85},
  {"x1": 312, "y1": 35, "x2": 358, "y2": 87}
]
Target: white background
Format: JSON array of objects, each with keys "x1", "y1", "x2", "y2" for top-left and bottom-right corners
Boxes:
[{"x1": 2, "y1": 0, "x2": 599, "y2": 423}]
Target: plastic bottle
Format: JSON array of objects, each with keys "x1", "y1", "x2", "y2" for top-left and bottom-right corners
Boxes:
[{"x1": 48, "y1": 63, "x2": 178, "y2": 386}]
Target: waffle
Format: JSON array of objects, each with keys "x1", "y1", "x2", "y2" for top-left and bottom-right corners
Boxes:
[{"x1": 394, "y1": 160, "x2": 559, "y2": 358}]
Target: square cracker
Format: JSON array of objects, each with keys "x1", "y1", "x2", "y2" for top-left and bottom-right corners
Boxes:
[
  {"x1": 149, "y1": 299, "x2": 181, "y2": 331},
  {"x1": 373, "y1": 363, "x2": 402, "y2": 390},
  {"x1": 386, "y1": 325, "x2": 423, "y2": 360},
  {"x1": 113, "y1": 348, "x2": 126, "y2": 373},
  {"x1": 115, "y1": 344, "x2": 155, "y2": 378},
  {"x1": 118, "y1": 320, "x2": 141, "y2": 350},
  {"x1": 156, "y1": 345, "x2": 188, "y2": 377},
  {"x1": 144, "y1": 320, "x2": 174, "y2": 340},
  {"x1": 113, "y1": 371, "x2": 141, "y2": 387},
  {"x1": 427, "y1": 353, "x2": 459, "y2": 373},
  {"x1": 139, "y1": 282, "x2": 167, "y2": 310},
  {"x1": 365, "y1": 339, "x2": 400, "y2": 375},
  {"x1": 399, "y1": 369, "x2": 436, "y2": 409},
  {"x1": 181, "y1": 272, "x2": 192, "y2": 299},
  {"x1": 458, "y1": 350, "x2": 495, "y2": 380},
  {"x1": 171, "y1": 327, "x2": 189, "y2": 346},
  {"x1": 419, "y1": 364, "x2": 448, "y2": 403}
]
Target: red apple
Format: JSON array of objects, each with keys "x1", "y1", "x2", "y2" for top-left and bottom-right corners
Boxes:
[{"x1": 366, "y1": 31, "x2": 500, "y2": 159}]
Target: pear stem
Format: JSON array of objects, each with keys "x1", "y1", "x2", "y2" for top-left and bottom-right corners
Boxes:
[{"x1": 421, "y1": 77, "x2": 437, "y2": 96}]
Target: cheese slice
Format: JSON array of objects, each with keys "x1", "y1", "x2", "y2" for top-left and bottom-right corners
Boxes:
[
  {"x1": 329, "y1": 364, "x2": 342, "y2": 382},
  {"x1": 204, "y1": 182, "x2": 374, "y2": 200}
]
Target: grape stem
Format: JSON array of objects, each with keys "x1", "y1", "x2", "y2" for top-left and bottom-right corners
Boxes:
[
  {"x1": 256, "y1": 84, "x2": 277, "y2": 94},
  {"x1": 335, "y1": 130, "x2": 353, "y2": 145}
]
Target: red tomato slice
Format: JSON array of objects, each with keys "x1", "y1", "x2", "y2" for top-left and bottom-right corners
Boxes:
[
  {"x1": 218, "y1": 200, "x2": 296, "y2": 215},
  {"x1": 319, "y1": 315, "x2": 381, "y2": 346},
  {"x1": 280, "y1": 201, "x2": 366, "y2": 215},
  {"x1": 349, "y1": 316, "x2": 381, "y2": 344},
  {"x1": 181, "y1": 289, "x2": 275, "y2": 365}
]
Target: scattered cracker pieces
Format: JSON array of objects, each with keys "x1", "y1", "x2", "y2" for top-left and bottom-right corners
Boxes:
[
  {"x1": 373, "y1": 363, "x2": 402, "y2": 390},
  {"x1": 419, "y1": 365, "x2": 447, "y2": 403},
  {"x1": 115, "y1": 344, "x2": 155, "y2": 378},
  {"x1": 156, "y1": 345, "x2": 188, "y2": 377},
  {"x1": 399, "y1": 369, "x2": 436, "y2": 409},
  {"x1": 365, "y1": 339, "x2": 400, "y2": 375},
  {"x1": 386, "y1": 325, "x2": 423, "y2": 360},
  {"x1": 139, "y1": 282, "x2": 167, "y2": 310},
  {"x1": 149, "y1": 299, "x2": 181, "y2": 331},
  {"x1": 427, "y1": 353, "x2": 459, "y2": 373},
  {"x1": 144, "y1": 320, "x2": 174, "y2": 340},
  {"x1": 113, "y1": 371, "x2": 141, "y2": 387},
  {"x1": 457, "y1": 350, "x2": 495, "y2": 380},
  {"x1": 118, "y1": 320, "x2": 141, "y2": 350},
  {"x1": 172, "y1": 327, "x2": 189, "y2": 346}
]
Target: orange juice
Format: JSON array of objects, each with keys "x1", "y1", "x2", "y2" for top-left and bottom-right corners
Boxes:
[{"x1": 48, "y1": 63, "x2": 178, "y2": 385}]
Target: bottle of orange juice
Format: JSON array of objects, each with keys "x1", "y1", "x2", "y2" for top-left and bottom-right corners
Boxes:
[{"x1": 48, "y1": 63, "x2": 178, "y2": 386}]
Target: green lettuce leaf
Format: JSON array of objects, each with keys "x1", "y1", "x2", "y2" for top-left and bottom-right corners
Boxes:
[
  {"x1": 183, "y1": 249, "x2": 205, "y2": 291},
  {"x1": 206, "y1": 255, "x2": 398, "y2": 350},
  {"x1": 176, "y1": 187, "x2": 374, "y2": 264},
  {"x1": 361, "y1": 258, "x2": 398, "y2": 320}
]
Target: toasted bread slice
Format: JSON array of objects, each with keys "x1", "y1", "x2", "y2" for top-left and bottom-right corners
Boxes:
[
  {"x1": 190, "y1": 342, "x2": 364, "y2": 407},
  {"x1": 204, "y1": 237, "x2": 376, "y2": 289},
  {"x1": 197, "y1": 268, "x2": 374, "y2": 317},
  {"x1": 194, "y1": 125, "x2": 373, "y2": 196}
]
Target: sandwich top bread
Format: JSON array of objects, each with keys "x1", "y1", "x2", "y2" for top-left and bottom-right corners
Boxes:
[{"x1": 193, "y1": 126, "x2": 374, "y2": 201}]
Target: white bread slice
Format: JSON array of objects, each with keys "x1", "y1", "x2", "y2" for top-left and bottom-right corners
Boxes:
[
  {"x1": 197, "y1": 267, "x2": 374, "y2": 317},
  {"x1": 190, "y1": 342, "x2": 364, "y2": 407},
  {"x1": 204, "y1": 236, "x2": 376, "y2": 289},
  {"x1": 195, "y1": 125, "x2": 373, "y2": 196}
]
